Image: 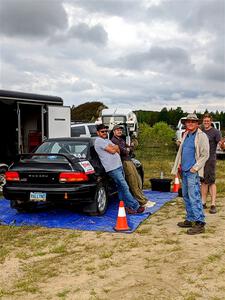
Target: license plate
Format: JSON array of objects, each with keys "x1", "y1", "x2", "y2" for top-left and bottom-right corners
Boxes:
[{"x1": 30, "y1": 192, "x2": 46, "y2": 202}]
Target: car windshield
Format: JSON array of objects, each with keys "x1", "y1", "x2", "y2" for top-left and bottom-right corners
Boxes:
[
  {"x1": 102, "y1": 116, "x2": 126, "y2": 124},
  {"x1": 32, "y1": 141, "x2": 89, "y2": 161}
]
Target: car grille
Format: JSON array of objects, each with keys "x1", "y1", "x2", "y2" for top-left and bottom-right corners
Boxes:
[{"x1": 20, "y1": 172, "x2": 59, "y2": 184}]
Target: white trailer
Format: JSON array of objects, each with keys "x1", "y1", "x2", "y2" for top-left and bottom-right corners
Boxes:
[{"x1": 0, "y1": 90, "x2": 71, "y2": 164}]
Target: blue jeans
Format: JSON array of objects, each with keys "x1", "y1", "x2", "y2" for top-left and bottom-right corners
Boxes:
[
  {"x1": 108, "y1": 166, "x2": 139, "y2": 210},
  {"x1": 182, "y1": 171, "x2": 205, "y2": 223}
]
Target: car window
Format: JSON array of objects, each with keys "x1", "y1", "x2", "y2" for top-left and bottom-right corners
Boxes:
[
  {"x1": 51, "y1": 143, "x2": 61, "y2": 153},
  {"x1": 71, "y1": 126, "x2": 86, "y2": 137},
  {"x1": 33, "y1": 141, "x2": 89, "y2": 160},
  {"x1": 88, "y1": 125, "x2": 97, "y2": 137}
]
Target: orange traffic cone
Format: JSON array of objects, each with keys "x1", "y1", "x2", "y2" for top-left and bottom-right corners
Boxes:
[
  {"x1": 173, "y1": 174, "x2": 180, "y2": 193},
  {"x1": 114, "y1": 201, "x2": 130, "y2": 232}
]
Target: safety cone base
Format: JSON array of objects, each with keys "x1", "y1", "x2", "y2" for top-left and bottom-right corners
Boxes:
[{"x1": 114, "y1": 225, "x2": 131, "y2": 232}]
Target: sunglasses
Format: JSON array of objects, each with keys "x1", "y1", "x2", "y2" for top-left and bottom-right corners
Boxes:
[{"x1": 99, "y1": 130, "x2": 108, "y2": 133}]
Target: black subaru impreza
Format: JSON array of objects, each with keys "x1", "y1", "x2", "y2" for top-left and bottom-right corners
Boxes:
[{"x1": 3, "y1": 137, "x2": 143, "y2": 215}]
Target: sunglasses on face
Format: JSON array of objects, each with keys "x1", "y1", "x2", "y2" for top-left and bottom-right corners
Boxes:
[{"x1": 99, "y1": 130, "x2": 108, "y2": 133}]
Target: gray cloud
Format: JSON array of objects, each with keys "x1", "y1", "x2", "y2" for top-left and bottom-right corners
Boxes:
[
  {"x1": 147, "y1": 0, "x2": 225, "y2": 35},
  {"x1": 69, "y1": 23, "x2": 108, "y2": 46},
  {"x1": 107, "y1": 46, "x2": 194, "y2": 76},
  {"x1": 0, "y1": 0, "x2": 68, "y2": 37},
  {"x1": 200, "y1": 64, "x2": 225, "y2": 82},
  {"x1": 71, "y1": 0, "x2": 143, "y2": 18},
  {"x1": 48, "y1": 22, "x2": 108, "y2": 47},
  {"x1": 208, "y1": 36, "x2": 225, "y2": 65}
]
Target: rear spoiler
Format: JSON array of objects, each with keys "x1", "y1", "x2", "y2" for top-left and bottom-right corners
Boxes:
[{"x1": 18, "y1": 153, "x2": 81, "y2": 166}]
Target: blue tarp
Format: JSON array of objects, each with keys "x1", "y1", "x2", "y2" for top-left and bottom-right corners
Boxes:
[{"x1": 0, "y1": 191, "x2": 177, "y2": 233}]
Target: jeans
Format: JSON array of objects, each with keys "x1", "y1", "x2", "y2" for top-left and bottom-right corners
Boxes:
[
  {"x1": 108, "y1": 166, "x2": 139, "y2": 210},
  {"x1": 182, "y1": 171, "x2": 205, "y2": 223}
]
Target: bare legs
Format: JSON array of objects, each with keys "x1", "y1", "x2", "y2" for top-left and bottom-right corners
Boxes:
[
  {"x1": 209, "y1": 183, "x2": 217, "y2": 206},
  {"x1": 201, "y1": 183, "x2": 208, "y2": 205},
  {"x1": 201, "y1": 182, "x2": 217, "y2": 213}
]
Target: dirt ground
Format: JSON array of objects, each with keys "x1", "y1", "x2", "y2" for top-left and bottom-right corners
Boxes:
[{"x1": 0, "y1": 195, "x2": 225, "y2": 300}]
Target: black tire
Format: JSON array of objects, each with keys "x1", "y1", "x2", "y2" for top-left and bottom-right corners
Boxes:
[
  {"x1": 0, "y1": 174, "x2": 6, "y2": 192},
  {"x1": 94, "y1": 183, "x2": 108, "y2": 215},
  {"x1": 10, "y1": 200, "x2": 37, "y2": 213}
]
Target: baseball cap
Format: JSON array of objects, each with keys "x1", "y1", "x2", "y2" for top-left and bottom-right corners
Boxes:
[
  {"x1": 96, "y1": 124, "x2": 109, "y2": 131},
  {"x1": 113, "y1": 124, "x2": 124, "y2": 130}
]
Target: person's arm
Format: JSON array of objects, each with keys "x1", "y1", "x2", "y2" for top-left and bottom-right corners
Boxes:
[
  {"x1": 111, "y1": 136, "x2": 129, "y2": 156},
  {"x1": 219, "y1": 138, "x2": 225, "y2": 150},
  {"x1": 105, "y1": 144, "x2": 120, "y2": 154}
]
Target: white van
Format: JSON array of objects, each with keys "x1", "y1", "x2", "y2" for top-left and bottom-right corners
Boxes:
[
  {"x1": 175, "y1": 117, "x2": 187, "y2": 143},
  {"x1": 101, "y1": 108, "x2": 138, "y2": 136},
  {"x1": 71, "y1": 123, "x2": 97, "y2": 137}
]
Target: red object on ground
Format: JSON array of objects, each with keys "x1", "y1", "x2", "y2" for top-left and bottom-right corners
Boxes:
[{"x1": 173, "y1": 174, "x2": 180, "y2": 193}]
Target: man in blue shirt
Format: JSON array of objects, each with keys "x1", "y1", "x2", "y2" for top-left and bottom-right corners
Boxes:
[
  {"x1": 94, "y1": 124, "x2": 144, "y2": 214},
  {"x1": 172, "y1": 114, "x2": 209, "y2": 235}
]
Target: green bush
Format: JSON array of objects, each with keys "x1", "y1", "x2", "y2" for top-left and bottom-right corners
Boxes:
[{"x1": 138, "y1": 122, "x2": 175, "y2": 148}]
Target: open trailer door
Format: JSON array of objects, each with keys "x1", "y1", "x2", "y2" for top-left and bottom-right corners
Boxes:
[{"x1": 48, "y1": 106, "x2": 71, "y2": 138}]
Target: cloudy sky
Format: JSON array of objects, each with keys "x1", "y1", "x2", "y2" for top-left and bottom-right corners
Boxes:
[{"x1": 0, "y1": 0, "x2": 224, "y2": 112}]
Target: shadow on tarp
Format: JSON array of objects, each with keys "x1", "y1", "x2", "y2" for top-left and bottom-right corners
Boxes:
[{"x1": 0, "y1": 191, "x2": 177, "y2": 233}]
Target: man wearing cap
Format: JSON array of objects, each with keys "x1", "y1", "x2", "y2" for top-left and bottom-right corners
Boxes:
[
  {"x1": 201, "y1": 113, "x2": 222, "y2": 214},
  {"x1": 111, "y1": 124, "x2": 155, "y2": 208},
  {"x1": 94, "y1": 124, "x2": 144, "y2": 214},
  {"x1": 172, "y1": 113, "x2": 209, "y2": 235}
]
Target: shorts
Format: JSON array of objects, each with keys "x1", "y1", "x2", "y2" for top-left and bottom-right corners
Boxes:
[{"x1": 201, "y1": 159, "x2": 216, "y2": 184}]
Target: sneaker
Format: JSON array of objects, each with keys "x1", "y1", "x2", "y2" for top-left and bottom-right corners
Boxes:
[
  {"x1": 126, "y1": 207, "x2": 137, "y2": 214},
  {"x1": 177, "y1": 220, "x2": 193, "y2": 228},
  {"x1": 137, "y1": 206, "x2": 145, "y2": 214},
  {"x1": 143, "y1": 201, "x2": 156, "y2": 208},
  {"x1": 187, "y1": 223, "x2": 205, "y2": 235},
  {"x1": 209, "y1": 205, "x2": 217, "y2": 214},
  {"x1": 203, "y1": 203, "x2": 207, "y2": 209}
]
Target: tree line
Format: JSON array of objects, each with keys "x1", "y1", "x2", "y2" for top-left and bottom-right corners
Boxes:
[
  {"x1": 135, "y1": 107, "x2": 225, "y2": 129},
  {"x1": 71, "y1": 103, "x2": 225, "y2": 130}
]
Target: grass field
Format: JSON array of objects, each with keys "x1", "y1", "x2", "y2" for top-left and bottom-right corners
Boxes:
[{"x1": 0, "y1": 141, "x2": 225, "y2": 299}]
